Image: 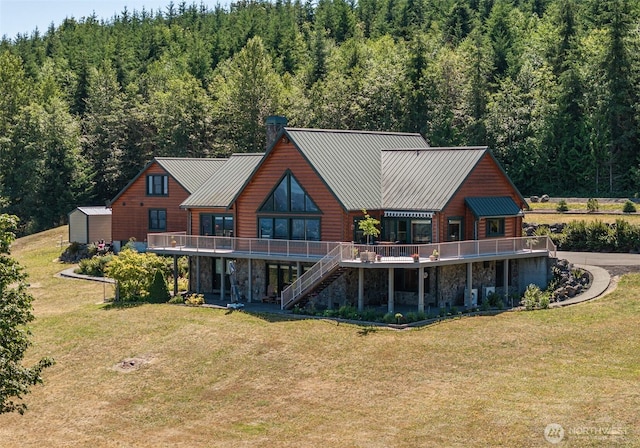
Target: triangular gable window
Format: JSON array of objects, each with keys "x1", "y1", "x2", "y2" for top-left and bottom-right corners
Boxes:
[{"x1": 260, "y1": 172, "x2": 319, "y2": 213}]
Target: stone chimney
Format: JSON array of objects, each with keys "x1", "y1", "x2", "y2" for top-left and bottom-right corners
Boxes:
[{"x1": 265, "y1": 115, "x2": 288, "y2": 149}]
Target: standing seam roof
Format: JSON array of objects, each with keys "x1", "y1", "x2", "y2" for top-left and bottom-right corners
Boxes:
[
  {"x1": 284, "y1": 128, "x2": 430, "y2": 211},
  {"x1": 181, "y1": 153, "x2": 265, "y2": 208},
  {"x1": 155, "y1": 157, "x2": 228, "y2": 193},
  {"x1": 381, "y1": 148, "x2": 487, "y2": 211}
]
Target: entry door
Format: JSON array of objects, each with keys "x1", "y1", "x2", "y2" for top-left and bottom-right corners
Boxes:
[{"x1": 447, "y1": 218, "x2": 462, "y2": 241}]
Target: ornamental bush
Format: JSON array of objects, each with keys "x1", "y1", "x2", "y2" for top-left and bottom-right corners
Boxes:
[
  {"x1": 105, "y1": 248, "x2": 168, "y2": 301},
  {"x1": 623, "y1": 200, "x2": 636, "y2": 213}
]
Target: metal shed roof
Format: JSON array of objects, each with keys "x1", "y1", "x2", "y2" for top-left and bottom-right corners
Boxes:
[
  {"x1": 155, "y1": 157, "x2": 228, "y2": 193},
  {"x1": 284, "y1": 128, "x2": 430, "y2": 211},
  {"x1": 75, "y1": 206, "x2": 112, "y2": 216},
  {"x1": 381, "y1": 147, "x2": 487, "y2": 211},
  {"x1": 465, "y1": 196, "x2": 523, "y2": 218},
  {"x1": 181, "y1": 153, "x2": 264, "y2": 208}
]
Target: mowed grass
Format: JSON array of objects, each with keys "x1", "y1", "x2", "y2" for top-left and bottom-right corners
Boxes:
[
  {"x1": 526, "y1": 199, "x2": 640, "y2": 225},
  {"x1": 1, "y1": 227, "x2": 639, "y2": 447}
]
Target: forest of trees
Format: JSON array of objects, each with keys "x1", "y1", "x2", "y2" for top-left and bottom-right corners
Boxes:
[{"x1": 0, "y1": 0, "x2": 639, "y2": 235}]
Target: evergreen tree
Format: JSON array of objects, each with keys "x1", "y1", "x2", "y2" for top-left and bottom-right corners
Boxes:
[{"x1": 0, "y1": 214, "x2": 54, "y2": 414}]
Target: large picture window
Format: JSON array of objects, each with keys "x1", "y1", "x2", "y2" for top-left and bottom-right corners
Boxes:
[
  {"x1": 260, "y1": 171, "x2": 319, "y2": 213},
  {"x1": 259, "y1": 171, "x2": 321, "y2": 241},
  {"x1": 149, "y1": 209, "x2": 167, "y2": 231},
  {"x1": 147, "y1": 175, "x2": 168, "y2": 196}
]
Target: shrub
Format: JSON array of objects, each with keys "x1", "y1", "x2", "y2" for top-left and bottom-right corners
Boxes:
[
  {"x1": 361, "y1": 309, "x2": 379, "y2": 322},
  {"x1": 75, "y1": 254, "x2": 113, "y2": 277},
  {"x1": 184, "y1": 293, "x2": 204, "y2": 306},
  {"x1": 586, "y1": 197, "x2": 599, "y2": 213},
  {"x1": 147, "y1": 270, "x2": 170, "y2": 303},
  {"x1": 382, "y1": 312, "x2": 395, "y2": 324},
  {"x1": 623, "y1": 200, "x2": 636, "y2": 213},
  {"x1": 338, "y1": 305, "x2": 359, "y2": 320},
  {"x1": 487, "y1": 291, "x2": 501, "y2": 308},
  {"x1": 168, "y1": 295, "x2": 185, "y2": 304},
  {"x1": 105, "y1": 248, "x2": 167, "y2": 302},
  {"x1": 520, "y1": 284, "x2": 549, "y2": 311},
  {"x1": 556, "y1": 199, "x2": 569, "y2": 212}
]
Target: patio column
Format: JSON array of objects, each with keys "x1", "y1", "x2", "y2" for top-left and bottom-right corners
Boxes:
[
  {"x1": 504, "y1": 259, "x2": 510, "y2": 305},
  {"x1": 196, "y1": 256, "x2": 201, "y2": 293},
  {"x1": 358, "y1": 268, "x2": 364, "y2": 312},
  {"x1": 296, "y1": 262, "x2": 302, "y2": 278},
  {"x1": 248, "y1": 258, "x2": 253, "y2": 302},
  {"x1": 220, "y1": 257, "x2": 226, "y2": 301},
  {"x1": 173, "y1": 255, "x2": 178, "y2": 297},
  {"x1": 466, "y1": 262, "x2": 473, "y2": 308},
  {"x1": 388, "y1": 268, "x2": 395, "y2": 314},
  {"x1": 418, "y1": 266, "x2": 424, "y2": 313}
]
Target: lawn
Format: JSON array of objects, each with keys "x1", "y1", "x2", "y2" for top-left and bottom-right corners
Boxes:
[{"x1": 1, "y1": 226, "x2": 639, "y2": 447}]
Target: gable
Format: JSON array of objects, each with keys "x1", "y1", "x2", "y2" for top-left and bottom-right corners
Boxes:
[
  {"x1": 284, "y1": 128, "x2": 430, "y2": 211},
  {"x1": 110, "y1": 157, "x2": 226, "y2": 205}
]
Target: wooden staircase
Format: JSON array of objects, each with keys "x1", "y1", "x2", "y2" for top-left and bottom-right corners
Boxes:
[
  {"x1": 281, "y1": 244, "x2": 351, "y2": 309},
  {"x1": 289, "y1": 266, "x2": 347, "y2": 308}
]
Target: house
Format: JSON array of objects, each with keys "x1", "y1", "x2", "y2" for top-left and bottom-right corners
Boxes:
[
  {"x1": 109, "y1": 157, "x2": 227, "y2": 251},
  {"x1": 146, "y1": 121, "x2": 555, "y2": 314},
  {"x1": 68, "y1": 206, "x2": 112, "y2": 244}
]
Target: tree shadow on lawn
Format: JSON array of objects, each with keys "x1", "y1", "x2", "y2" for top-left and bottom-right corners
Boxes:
[{"x1": 101, "y1": 301, "x2": 146, "y2": 310}]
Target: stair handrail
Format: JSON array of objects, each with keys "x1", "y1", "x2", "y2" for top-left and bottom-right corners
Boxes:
[{"x1": 281, "y1": 243, "x2": 350, "y2": 309}]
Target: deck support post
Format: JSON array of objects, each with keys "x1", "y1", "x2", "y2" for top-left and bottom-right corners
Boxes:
[
  {"x1": 196, "y1": 256, "x2": 201, "y2": 293},
  {"x1": 358, "y1": 268, "x2": 364, "y2": 312},
  {"x1": 504, "y1": 259, "x2": 510, "y2": 305},
  {"x1": 173, "y1": 255, "x2": 178, "y2": 297},
  {"x1": 466, "y1": 262, "x2": 473, "y2": 308},
  {"x1": 220, "y1": 257, "x2": 226, "y2": 301},
  {"x1": 388, "y1": 268, "x2": 395, "y2": 314},
  {"x1": 418, "y1": 266, "x2": 425, "y2": 313},
  {"x1": 248, "y1": 258, "x2": 252, "y2": 302}
]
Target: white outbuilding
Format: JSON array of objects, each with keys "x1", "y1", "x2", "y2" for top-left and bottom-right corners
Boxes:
[{"x1": 68, "y1": 206, "x2": 112, "y2": 244}]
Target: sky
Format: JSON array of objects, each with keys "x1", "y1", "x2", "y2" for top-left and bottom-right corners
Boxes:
[{"x1": 0, "y1": 0, "x2": 193, "y2": 40}]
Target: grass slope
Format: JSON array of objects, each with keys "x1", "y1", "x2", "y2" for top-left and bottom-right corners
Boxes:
[{"x1": 1, "y1": 227, "x2": 639, "y2": 447}]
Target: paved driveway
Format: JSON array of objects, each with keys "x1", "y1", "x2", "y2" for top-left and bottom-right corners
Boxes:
[{"x1": 558, "y1": 251, "x2": 640, "y2": 267}]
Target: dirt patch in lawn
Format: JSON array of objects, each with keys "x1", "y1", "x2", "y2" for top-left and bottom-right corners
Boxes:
[{"x1": 112, "y1": 354, "x2": 157, "y2": 373}]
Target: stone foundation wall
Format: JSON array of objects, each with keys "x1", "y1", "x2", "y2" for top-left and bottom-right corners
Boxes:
[{"x1": 185, "y1": 254, "x2": 550, "y2": 308}]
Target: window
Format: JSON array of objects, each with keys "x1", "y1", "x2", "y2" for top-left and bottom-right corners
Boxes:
[
  {"x1": 200, "y1": 214, "x2": 234, "y2": 236},
  {"x1": 411, "y1": 220, "x2": 432, "y2": 244},
  {"x1": 258, "y1": 171, "x2": 321, "y2": 241},
  {"x1": 149, "y1": 209, "x2": 167, "y2": 231},
  {"x1": 260, "y1": 171, "x2": 319, "y2": 213},
  {"x1": 259, "y1": 217, "x2": 321, "y2": 241},
  {"x1": 147, "y1": 175, "x2": 168, "y2": 196},
  {"x1": 486, "y1": 218, "x2": 505, "y2": 237}
]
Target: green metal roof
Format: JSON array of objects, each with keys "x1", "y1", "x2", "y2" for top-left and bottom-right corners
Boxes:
[
  {"x1": 155, "y1": 157, "x2": 228, "y2": 193},
  {"x1": 181, "y1": 153, "x2": 264, "y2": 209},
  {"x1": 284, "y1": 128, "x2": 430, "y2": 211},
  {"x1": 381, "y1": 147, "x2": 487, "y2": 211},
  {"x1": 465, "y1": 196, "x2": 523, "y2": 218},
  {"x1": 109, "y1": 157, "x2": 227, "y2": 205}
]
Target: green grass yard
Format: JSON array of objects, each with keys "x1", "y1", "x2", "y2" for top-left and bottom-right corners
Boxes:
[{"x1": 1, "y1": 226, "x2": 639, "y2": 446}]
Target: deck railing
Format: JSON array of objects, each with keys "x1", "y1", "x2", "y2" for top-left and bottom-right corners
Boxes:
[
  {"x1": 148, "y1": 233, "x2": 556, "y2": 261},
  {"x1": 147, "y1": 232, "x2": 341, "y2": 259}
]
